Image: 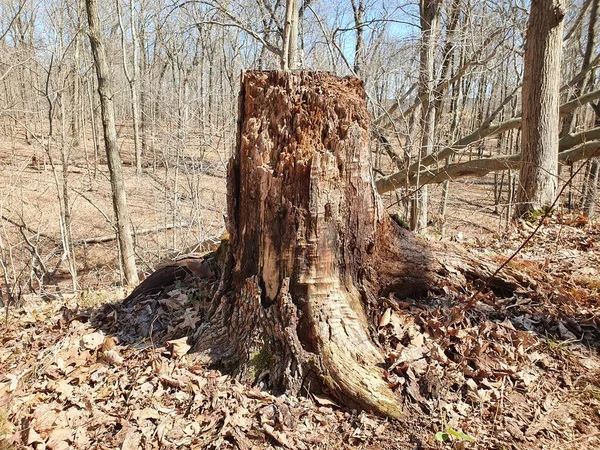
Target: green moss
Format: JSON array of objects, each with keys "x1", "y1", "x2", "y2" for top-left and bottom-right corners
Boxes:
[
  {"x1": 525, "y1": 205, "x2": 553, "y2": 223},
  {"x1": 390, "y1": 213, "x2": 410, "y2": 230},
  {"x1": 249, "y1": 345, "x2": 275, "y2": 378}
]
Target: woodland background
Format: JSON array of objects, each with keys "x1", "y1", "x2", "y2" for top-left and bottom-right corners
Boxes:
[
  {"x1": 0, "y1": 0, "x2": 598, "y2": 311},
  {"x1": 1, "y1": 1, "x2": 600, "y2": 449}
]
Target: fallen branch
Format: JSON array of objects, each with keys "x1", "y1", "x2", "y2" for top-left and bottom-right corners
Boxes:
[
  {"x1": 558, "y1": 126, "x2": 600, "y2": 151},
  {"x1": 376, "y1": 88, "x2": 600, "y2": 194},
  {"x1": 72, "y1": 223, "x2": 190, "y2": 247},
  {"x1": 390, "y1": 140, "x2": 600, "y2": 189},
  {"x1": 375, "y1": 89, "x2": 600, "y2": 194},
  {"x1": 1, "y1": 214, "x2": 57, "y2": 243}
]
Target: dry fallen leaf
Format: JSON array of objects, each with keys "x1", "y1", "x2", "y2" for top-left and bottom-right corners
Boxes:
[
  {"x1": 46, "y1": 427, "x2": 72, "y2": 450},
  {"x1": 101, "y1": 336, "x2": 118, "y2": 351},
  {"x1": 102, "y1": 349, "x2": 125, "y2": 365},
  {"x1": 132, "y1": 408, "x2": 162, "y2": 423},
  {"x1": 26, "y1": 428, "x2": 44, "y2": 446},
  {"x1": 312, "y1": 393, "x2": 339, "y2": 408},
  {"x1": 167, "y1": 337, "x2": 191, "y2": 358},
  {"x1": 81, "y1": 331, "x2": 105, "y2": 350}
]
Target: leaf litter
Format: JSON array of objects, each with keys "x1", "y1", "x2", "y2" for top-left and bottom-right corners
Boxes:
[{"x1": 1, "y1": 214, "x2": 599, "y2": 449}]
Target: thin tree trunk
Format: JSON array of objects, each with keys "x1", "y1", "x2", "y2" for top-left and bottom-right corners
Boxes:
[
  {"x1": 582, "y1": 159, "x2": 599, "y2": 216},
  {"x1": 350, "y1": 0, "x2": 365, "y2": 77},
  {"x1": 581, "y1": 104, "x2": 600, "y2": 215},
  {"x1": 86, "y1": 79, "x2": 100, "y2": 179},
  {"x1": 70, "y1": 17, "x2": 81, "y2": 148},
  {"x1": 560, "y1": 0, "x2": 597, "y2": 137},
  {"x1": 117, "y1": 0, "x2": 142, "y2": 175},
  {"x1": 85, "y1": 0, "x2": 139, "y2": 286},
  {"x1": 139, "y1": 27, "x2": 149, "y2": 157},
  {"x1": 411, "y1": 0, "x2": 440, "y2": 231},
  {"x1": 282, "y1": 0, "x2": 299, "y2": 70},
  {"x1": 60, "y1": 96, "x2": 78, "y2": 291}
]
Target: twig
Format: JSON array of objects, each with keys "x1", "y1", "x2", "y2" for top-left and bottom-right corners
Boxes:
[{"x1": 464, "y1": 146, "x2": 600, "y2": 310}]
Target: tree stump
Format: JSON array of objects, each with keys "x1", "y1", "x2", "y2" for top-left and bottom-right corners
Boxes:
[{"x1": 194, "y1": 71, "x2": 525, "y2": 418}]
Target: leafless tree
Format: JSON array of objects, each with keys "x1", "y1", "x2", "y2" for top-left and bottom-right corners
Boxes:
[
  {"x1": 85, "y1": 0, "x2": 139, "y2": 285},
  {"x1": 514, "y1": 0, "x2": 567, "y2": 218}
]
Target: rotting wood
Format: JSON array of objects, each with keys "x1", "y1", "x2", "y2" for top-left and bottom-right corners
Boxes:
[{"x1": 192, "y1": 71, "x2": 528, "y2": 418}]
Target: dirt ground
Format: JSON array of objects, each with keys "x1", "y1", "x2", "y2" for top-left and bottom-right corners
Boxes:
[
  {"x1": 0, "y1": 127, "x2": 229, "y2": 295},
  {"x1": 1, "y1": 129, "x2": 599, "y2": 449}
]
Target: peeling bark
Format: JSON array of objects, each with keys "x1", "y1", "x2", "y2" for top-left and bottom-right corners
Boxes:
[{"x1": 193, "y1": 71, "x2": 526, "y2": 418}]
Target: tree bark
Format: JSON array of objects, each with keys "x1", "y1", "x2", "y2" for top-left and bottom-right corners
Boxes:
[
  {"x1": 411, "y1": 0, "x2": 441, "y2": 231},
  {"x1": 193, "y1": 71, "x2": 526, "y2": 418},
  {"x1": 85, "y1": 0, "x2": 139, "y2": 286},
  {"x1": 515, "y1": 0, "x2": 566, "y2": 217}
]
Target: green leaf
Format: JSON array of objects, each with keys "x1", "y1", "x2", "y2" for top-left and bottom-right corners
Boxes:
[
  {"x1": 447, "y1": 427, "x2": 475, "y2": 442},
  {"x1": 434, "y1": 431, "x2": 450, "y2": 442}
]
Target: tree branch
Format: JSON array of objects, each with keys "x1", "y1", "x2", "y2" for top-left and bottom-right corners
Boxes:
[
  {"x1": 383, "y1": 139, "x2": 600, "y2": 189},
  {"x1": 376, "y1": 88, "x2": 600, "y2": 194}
]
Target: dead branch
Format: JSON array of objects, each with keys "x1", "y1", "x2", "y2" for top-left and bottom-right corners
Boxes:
[
  {"x1": 1, "y1": 214, "x2": 58, "y2": 243},
  {"x1": 392, "y1": 140, "x2": 600, "y2": 189},
  {"x1": 71, "y1": 222, "x2": 190, "y2": 247},
  {"x1": 376, "y1": 88, "x2": 600, "y2": 194}
]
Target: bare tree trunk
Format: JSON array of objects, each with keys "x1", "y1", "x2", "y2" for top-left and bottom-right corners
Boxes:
[
  {"x1": 581, "y1": 103, "x2": 600, "y2": 215},
  {"x1": 193, "y1": 71, "x2": 526, "y2": 419},
  {"x1": 85, "y1": 0, "x2": 139, "y2": 286},
  {"x1": 515, "y1": 0, "x2": 566, "y2": 218},
  {"x1": 282, "y1": 0, "x2": 299, "y2": 70},
  {"x1": 60, "y1": 96, "x2": 78, "y2": 291},
  {"x1": 560, "y1": 0, "x2": 597, "y2": 137},
  {"x1": 582, "y1": 159, "x2": 599, "y2": 216},
  {"x1": 117, "y1": 0, "x2": 142, "y2": 175},
  {"x1": 86, "y1": 79, "x2": 100, "y2": 179},
  {"x1": 70, "y1": 13, "x2": 82, "y2": 148},
  {"x1": 350, "y1": 0, "x2": 365, "y2": 77},
  {"x1": 411, "y1": 0, "x2": 440, "y2": 231},
  {"x1": 43, "y1": 58, "x2": 79, "y2": 293},
  {"x1": 139, "y1": 24, "x2": 149, "y2": 158}
]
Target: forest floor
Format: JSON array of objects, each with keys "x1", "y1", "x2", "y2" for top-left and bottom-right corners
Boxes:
[
  {"x1": 1, "y1": 132, "x2": 600, "y2": 449},
  {"x1": 1, "y1": 213, "x2": 599, "y2": 450}
]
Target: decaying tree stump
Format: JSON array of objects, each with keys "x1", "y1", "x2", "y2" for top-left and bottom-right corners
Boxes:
[{"x1": 193, "y1": 71, "x2": 525, "y2": 418}]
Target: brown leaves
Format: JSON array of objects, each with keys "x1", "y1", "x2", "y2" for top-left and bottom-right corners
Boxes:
[
  {"x1": 167, "y1": 337, "x2": 191, "y2": 358},
  {"x1": 2, "y1": 216, "x2": 600, "y2": 449},
  {"x1": 2, "y1": 288, "x2": 399, "y2": 450},
  {"x1": 378, "y1": 217, "x2": 600, "y2": 447}
]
